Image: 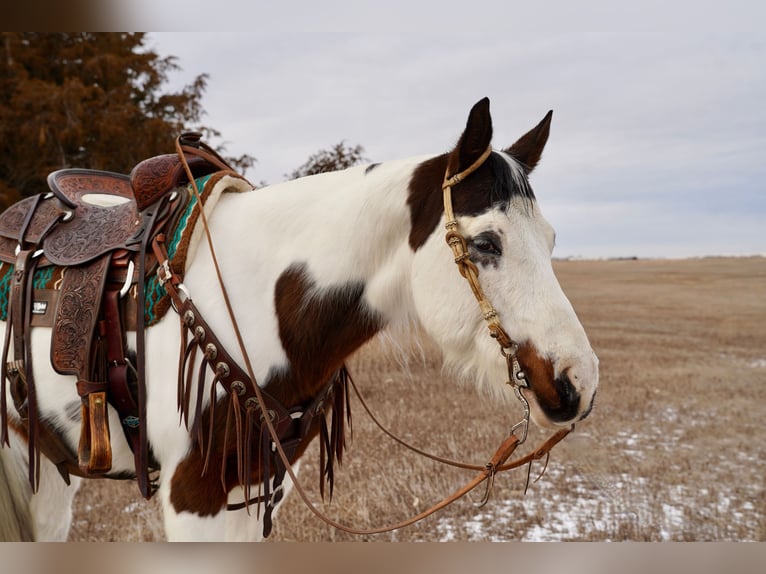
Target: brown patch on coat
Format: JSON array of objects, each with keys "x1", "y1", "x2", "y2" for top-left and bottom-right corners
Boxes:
[
  {"x1": 407, "y1": 154, "x2": 505, "y2": 251},
  {"x1": 516, "y1": 342, "x2": 560, "y2": 412},
  {"x1": 516, "y1": 342, "x2": 581, "y2": 423},
  {"x1": 272, "y1": 264, "x2": 383, "y2": 405},
  {"x1": 169, "y1": 264, "x2": 383, "y2": 516}
]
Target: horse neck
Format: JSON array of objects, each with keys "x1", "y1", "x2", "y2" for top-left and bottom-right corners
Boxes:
[{"x1": 184, "y1": 160, "x2": 423, "y2": 404}]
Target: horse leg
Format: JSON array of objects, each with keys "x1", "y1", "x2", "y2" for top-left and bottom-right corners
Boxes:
[
  {"x1": 157, "y1": 462, "x2": 230, "y2": 541},
  {"x1": 0, "y1": 433, "x2": 34, "y2": 541},
  {"x1": 0, "y1": 428, "x2": 81, "y2": 541},
  {"x1": 221, "y1": 460, "x2": 301, "y2": 541},
  {"x1": 29, "y1": 457, "x2": 81, "y2": 541},
  {"x1": 158, "y1": 460, "x2": 301, "y2": 541}
]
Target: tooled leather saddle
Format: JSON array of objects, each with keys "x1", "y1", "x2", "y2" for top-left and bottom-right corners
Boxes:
[{"x1": 0, "y1": 133, "x2": 232, "y2": 497}]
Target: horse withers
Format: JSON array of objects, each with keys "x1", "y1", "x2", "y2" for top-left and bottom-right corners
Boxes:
[{"x1": 0, "y1": 98, "x2": 598, "y2": 541}]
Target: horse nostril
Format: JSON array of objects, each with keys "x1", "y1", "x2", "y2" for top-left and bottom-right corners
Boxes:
[{"x1": 549, "y1": 371, "x2": 580, "y2": 423}]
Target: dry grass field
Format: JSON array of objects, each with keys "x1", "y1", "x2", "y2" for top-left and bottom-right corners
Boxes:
[{"x1": 67, "y1": 256, "x2": 766, "y2": 541}]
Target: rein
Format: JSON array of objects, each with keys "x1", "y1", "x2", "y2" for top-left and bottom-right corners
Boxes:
[{"x1": 158, "y1": 137, "x2": 572, "y2": 536}]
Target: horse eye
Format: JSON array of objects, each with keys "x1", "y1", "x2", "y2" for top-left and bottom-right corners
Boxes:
[{"x1": 471, "y1": 233, "x2": 502, "y2": 256}]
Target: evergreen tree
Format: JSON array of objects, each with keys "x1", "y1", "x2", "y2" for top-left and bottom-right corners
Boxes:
[{"x1": 0, "y1": 32, "x2": 254, "y2": 210}]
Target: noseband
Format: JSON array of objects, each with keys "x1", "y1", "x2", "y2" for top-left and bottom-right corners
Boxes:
[{"x1": 442, "y1": 146, "x2": 531, "y2": 442}]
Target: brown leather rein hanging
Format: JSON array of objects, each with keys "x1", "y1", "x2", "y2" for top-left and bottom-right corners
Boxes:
[{"x1": 156, "y1": 137, "x2": 572, "y2": 536}]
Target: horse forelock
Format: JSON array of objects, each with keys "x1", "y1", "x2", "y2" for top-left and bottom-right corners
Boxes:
[{"x1": 406, "y1": 151, "x2": 535, "y2": 250}]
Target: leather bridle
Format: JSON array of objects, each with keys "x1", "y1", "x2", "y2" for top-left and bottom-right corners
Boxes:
[
  {"x1": 156, "y1": 138, "x2": 573, "y2": 536},
  {"x1": 442, "y1": 146, "x2": 532, "y2": 443}
]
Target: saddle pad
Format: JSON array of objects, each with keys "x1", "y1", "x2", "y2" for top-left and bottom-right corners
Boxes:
[
  {"x1": 0, "y1": 264, "x2": 63, "y2": 322},
  {"x1": 143, "y1": 170, "x2": 252, "y2": 326}
]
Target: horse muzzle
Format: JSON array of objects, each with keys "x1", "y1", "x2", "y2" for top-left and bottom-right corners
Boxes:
[
  {"x1": 517, "y1": 346, "x2": 599, "y2": 427},
  {"x1": 536, "y1": 371, "x2": 581, "y2": 423}
]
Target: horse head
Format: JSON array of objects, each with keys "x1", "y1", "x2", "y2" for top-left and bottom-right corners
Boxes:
[{"x1": 408, "y1": 97, "x2": 599, "y2": 428}]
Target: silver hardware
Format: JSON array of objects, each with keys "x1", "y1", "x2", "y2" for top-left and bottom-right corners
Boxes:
[
  {"x1": 124, "y1": 356, "x2": 138, "y2": 378},
  {"x1": 194, "y1": 325, "x2": 206, "y2": 341},
  {"x1": 216, "y1": 362, "x2": 230, "y2": 378},
  {"x1": 269, "y1": 483, "x2": 284, "y2": 505},
  {"x1": 62, "y1": 211, "x2": 74, "y2": 222},
  {"x1": 483, "y1": 309, "x2": 498, "y2": 321},
  {"x1": 501, "y1": 341, "x2": 530, "y2": 444},
  {"x1": 230, "y1": 380, "x2": 246, "y2": 395},
  {"x1": 119, "y1": 260, "x2": 135, "y2": 298},
  {"x1": 511, "y1": 359, "x2": 527, "y2": 389},
  {"x1": 157, "y1": 260, "x2": 172, "y2": 286},
  {"x1": 175, "y1": 283, "x2": 190, "y2": 305},
  {"x1": 6, "y1": 359, "x2": 22, "y2": 377},
  {"x1": 183, "y1": 309, "x2": 195, "y2": 326},
  {"x1": 501, "y1": 343, "x2": 527, "y2": 389},
  {"x1": 509, "y1": 384, "x2": 530, "y2": 445},
  {"x1": 204, "y1": 343, "x2": 218, "y2": 360}
]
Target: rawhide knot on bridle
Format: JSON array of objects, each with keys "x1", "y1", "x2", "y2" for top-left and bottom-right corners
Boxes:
[{"x1": 441, "y1": 145, "x2": 532, "y2": 443}]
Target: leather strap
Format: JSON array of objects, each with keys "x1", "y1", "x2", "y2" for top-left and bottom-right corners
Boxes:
[
  {"x1": 2, "y1": 194, "x2": 67, "y2": 487},
  {"x1": 102, "y1": 276, "x2": 144, "y2": 465},
  {"x1": 347, "y1": 369, "x2": 572, "y2": 473},
  {"x1": 178, "y1": 132, "x2": 236, "y2": 173},
  {"x1": 442, "y1": 146, "x2": 514, "y2": 348},
  {"x1": 6, "y1": 249, "x2": 42, "y2": 489},
  {"x1": 442, "y1": 146, "x2": 531, "y2": 443},
  {"x1": 133, "y1": 196, "x2": 173, "y2": 499}
]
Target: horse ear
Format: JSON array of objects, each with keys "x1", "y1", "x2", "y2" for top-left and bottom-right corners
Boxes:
[
  {"x1": 504, "y1": 110, "x2": 553, "y2": 174},
  {"x1": 451, "y1": 97, "x2": 493, "y2": 173}
]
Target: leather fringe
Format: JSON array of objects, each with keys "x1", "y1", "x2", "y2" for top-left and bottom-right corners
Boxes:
[
  {"x1": 319, "y1": 366, "x2": 352, "y2": 501},
  {"x1": 177, "y1": 327, "x2": 193, "y2": 428},
  {"x1": 176, "y1": 339, "x2": 354, "y2": 537},
  {"x1": 192, "y1": 359, "x2": 208, "y2": 452}
]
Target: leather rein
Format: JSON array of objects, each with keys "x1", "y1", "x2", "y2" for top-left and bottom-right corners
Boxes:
[{"x1": 156, "y1": 138, "x2": 572, "y2": 536}]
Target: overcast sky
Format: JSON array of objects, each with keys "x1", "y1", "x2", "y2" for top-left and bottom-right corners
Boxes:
[{"x1": 140, "y1": 2, "x2": 764, "y2": 259}]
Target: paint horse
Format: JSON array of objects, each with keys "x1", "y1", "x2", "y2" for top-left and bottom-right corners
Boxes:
[{"x1": 0, "y1": 98, "x2": 598, "y2": 541}]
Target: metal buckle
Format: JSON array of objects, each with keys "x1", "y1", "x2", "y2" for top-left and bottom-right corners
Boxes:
[
  {"x1": 157, "y1": 259, "x2": 172, "y2": 286},
  {"x1": 6, "y1": 359, "x2": 26, "y2": 384}
]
